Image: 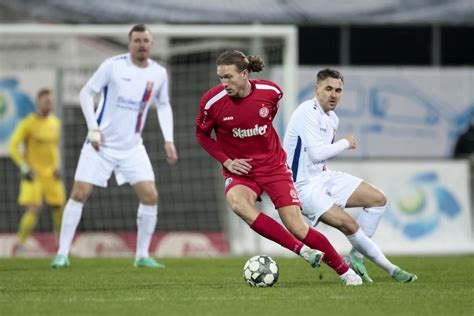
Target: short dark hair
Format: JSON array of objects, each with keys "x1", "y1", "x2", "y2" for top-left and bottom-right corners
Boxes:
[
  {"x1": 316, "y1": 68, "x2": 344, "y2": 84},
  {"x1": 37, "y1": 88, "x2": 51, "y2": 100},
  {"x1": 216, "y1": 50, "x2": 265, "y2": 73},
  {"x1": 128, "y1": 24, "x2": 151, "y2": 39}
]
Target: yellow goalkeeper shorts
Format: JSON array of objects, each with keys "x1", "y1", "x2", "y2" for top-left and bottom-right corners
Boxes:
[{"x1": 18, "y1": 175, "x2": 66, "y2": 206}]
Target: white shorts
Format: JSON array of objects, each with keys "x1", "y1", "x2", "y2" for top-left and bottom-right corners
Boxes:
[
  {"x1": 74, "y1": 143, "x2": 155, "y2": 187},
  {"x1": 297, "y1": 170, "x2": 362, "y2": 226}
]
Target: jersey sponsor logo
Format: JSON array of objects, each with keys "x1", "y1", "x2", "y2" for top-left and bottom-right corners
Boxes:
[
  {"x1": 232, "y1": 124, "x2": 268, "y2": 138},
  {"x1": 223, "y1": 116, "x2": 234, "y2": 121},
  {"x1": 117, "y1": 96, "x2": 142, "y2": 111},
  {"x1": 320, "y1": 128, "x2": 327, "y2": 132},
  {"x1": 259, "y1": 107, "x2": 269, "y2": 118},
  {"x1": 121, "y1": 77, "x2": 131, "y2": 82}
]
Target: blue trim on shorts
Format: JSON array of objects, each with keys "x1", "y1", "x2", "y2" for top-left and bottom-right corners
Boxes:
[
  {"x1": 96, "y1": 85, "x2": 108, "y2": 125},
  {"x1": 291, "y1": 136, "x2": 302, "y2": 182}
]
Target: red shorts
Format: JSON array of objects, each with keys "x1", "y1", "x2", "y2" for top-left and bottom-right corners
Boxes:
[{"x1": 223, "y1": 166, "x2": 301, "y2": 209}]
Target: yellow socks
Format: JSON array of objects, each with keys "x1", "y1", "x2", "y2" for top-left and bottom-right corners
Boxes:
[
  {"x1": 17, "y1": 211, "x2": 38, "y2": 244},
  {"x1": 52, "y1": 206, "x2": 63, "y2": 237}
]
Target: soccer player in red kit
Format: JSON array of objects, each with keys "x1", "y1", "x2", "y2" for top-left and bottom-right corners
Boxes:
[{"x1": 196, "y1": 50, "x2": 362, "y2": 285}]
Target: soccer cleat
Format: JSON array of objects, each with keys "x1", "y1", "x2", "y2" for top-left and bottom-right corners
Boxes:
[
  {"x1": 392, "y1": 267, "x2": 417, "y2": 283},
  {"x1": 340, "y1": 268, "x2": 363, "y2": 286},
  {"x1": 301, "y1": 248, "x2": 325, "y2": 268},
  {"x1": 344, "y1": 254, "x2": 373, "y2": 283},
  {"x1": 51, "y1": 255, "x2": 70, "y2": 269},
  {"x1": 134, "y1": 257, "x2": 165, "y2": 268}
]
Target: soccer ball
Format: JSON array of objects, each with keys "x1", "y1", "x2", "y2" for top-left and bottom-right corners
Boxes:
[{"x1": 243, "y1": 255, "x2": 279, "y2": 287}]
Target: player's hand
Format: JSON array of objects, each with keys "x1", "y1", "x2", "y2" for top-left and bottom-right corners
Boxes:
[
  {"x1": 224, "y1": 158, "x2": 252, "y2": 175},
  {"x1": 164, "y1": 142, "x2": 178, "y2": 165},
  {"x1": 54, "y1": 169, "x2": 62, "y2": 179},
  {"x1": 20, "y1": 162, "x2": 34, "y2": 181},
  {"x1": 344, "y1": 135, "x2": 357, "y2": 149},
  {"x1": 87, "y1": 129, "x2": 103, "y2": 151}
]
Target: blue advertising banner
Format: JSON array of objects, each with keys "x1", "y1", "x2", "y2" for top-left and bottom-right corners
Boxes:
[
  {"x1": 273, "y1": 67, "x2": 474, "y2": 158},
  {"x1": 0, "y1": 70, "x2": 56, "y2": 156}
]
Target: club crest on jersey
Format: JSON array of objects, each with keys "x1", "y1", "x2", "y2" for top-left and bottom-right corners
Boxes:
[
  {"x1": 290, "y1": 188, "x2": 300, "y2": 203},
  {"x1": 290, "y1": 189, "x2": 298, "y2": 199},
  {"x1": 259, "y1": 106, "x2": 270, "y2": 118}
]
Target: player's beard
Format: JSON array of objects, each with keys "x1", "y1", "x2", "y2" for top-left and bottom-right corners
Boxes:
[{"x1": 135, "y1": 49, "x2": 149, "y2": 62}]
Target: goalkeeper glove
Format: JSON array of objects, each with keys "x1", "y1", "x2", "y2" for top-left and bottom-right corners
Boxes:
[
  {"x1": 20, "y1": 162, "x2": 34, "y2": 181},
  {"x1": 54, "y1": 169, "x2": 62, "y2": 179}
]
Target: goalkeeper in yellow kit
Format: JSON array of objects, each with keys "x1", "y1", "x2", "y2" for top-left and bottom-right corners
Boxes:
[{"x1": 8, "y1": 88, "x2": 66, "y2": 253}]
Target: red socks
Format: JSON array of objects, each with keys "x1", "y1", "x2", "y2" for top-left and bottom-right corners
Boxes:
[
  {"x1": 250, "y1": 213, "x2": 303, "y2": 254},
  {"x1": 303, "y1": 227, "x2": 349, "y2": 275},
  {"x1": 250, "y1": 213, "x2": 349, "y2": 275}
]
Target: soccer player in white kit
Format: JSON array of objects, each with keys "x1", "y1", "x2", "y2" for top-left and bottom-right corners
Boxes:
[
  {"x1": 51, "y1": 24, "x2": 178, "y2": 269},
  {"x1": 283, "y1": 68, "x2": 417, "y2": 283}
]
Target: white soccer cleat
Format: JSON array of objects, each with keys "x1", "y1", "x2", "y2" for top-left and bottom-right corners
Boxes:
[
  {"x1": 340, "y1": 268, "x2": 363, "y2": 286},
  {"x1": 300, "y1": 247, "x2": 324, "y2": 268}
]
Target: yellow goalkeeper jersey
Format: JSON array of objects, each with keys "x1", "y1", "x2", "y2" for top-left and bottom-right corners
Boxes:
[{"x1": 8, "y1": 113, "x2": 61, "y2": 177}]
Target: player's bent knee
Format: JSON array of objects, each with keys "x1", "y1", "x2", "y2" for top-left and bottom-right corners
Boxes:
[
  {"x1": 375, "y1": 191, "x2": 387, "y2": 207},
  {"x1": 134, "y1": 182, "x2": 158, "y2": 205},
  {"x1": 70, "y1": 192, "x2": 88, "y2": 203},
  {"x1": 227, "y1": 198, "x2": 247, "y2": 215},
  {"x1": 139, "y1": 191, "x2": 158, "y2": 205},
  {"x1": 226, "y1": 197, "x2": 256, "y2": 223},
  {"x1": 26, "y1": 205, "x2": 42, "y2": 214},
  {"x1": 341, "y1": 218, "x2": 359, "y2": 235},
  {"x1": 227, "y1": 191, "x2": 250, "y2": 210},
  {"x1": 70, "y1": 182, "x2": 92, "y2": 203}
]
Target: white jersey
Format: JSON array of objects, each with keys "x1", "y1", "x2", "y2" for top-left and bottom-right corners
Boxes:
[
  {"x1": 283, "y1": 98, "x2": 349, "y2": 186},
  {"x1": 80, "y1": 53, "x2": 173, "y2": 152}
]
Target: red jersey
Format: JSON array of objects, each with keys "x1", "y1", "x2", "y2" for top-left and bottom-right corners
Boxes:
[{"x1": 196, "y1": 79, "x2": 288, "y2": 177}]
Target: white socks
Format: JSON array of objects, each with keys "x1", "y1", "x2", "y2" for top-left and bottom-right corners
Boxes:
[
  {"x1": 347, "y1": 228, "x2": 396, "y2": 275},
  {"x1": 357, "y1": 205, "x2": 386, "y2": 238},
  {"x1": 350, "y1": 205, "x2": 386, "y2": 259},
  {"x1": 58, "y1": 201, "x2": 158, "y2": 260},
  {"x1": 58, "y1": 199, "x2": 83, "y2": 256},
  {"x1": 136, "y1": 204, "x2": 158, "y2": 260}
]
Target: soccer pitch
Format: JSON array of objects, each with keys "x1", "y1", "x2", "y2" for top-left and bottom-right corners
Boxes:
[{"x1": 1, "y1": 256, "x2": 472, "y2": 316}]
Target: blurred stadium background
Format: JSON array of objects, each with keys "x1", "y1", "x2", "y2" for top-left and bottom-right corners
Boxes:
[{"x1": 0, "y1": 0, "x2": 472, "y2": 258}]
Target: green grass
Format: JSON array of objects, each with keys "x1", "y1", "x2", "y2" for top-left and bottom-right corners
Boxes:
[{"x1": 0, "y1": 256, "x2": 472, "y2": 316}]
